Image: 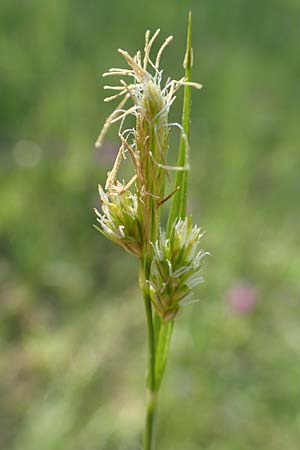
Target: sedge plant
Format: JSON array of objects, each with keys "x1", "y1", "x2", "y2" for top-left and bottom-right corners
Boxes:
[{"x1": 94, "y1": 13, "x2": 208, "y2": 450}]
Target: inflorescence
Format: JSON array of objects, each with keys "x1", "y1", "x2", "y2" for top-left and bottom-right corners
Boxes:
[{"x1": 94, "y1": 29, "x2": 207, "y2": 321}]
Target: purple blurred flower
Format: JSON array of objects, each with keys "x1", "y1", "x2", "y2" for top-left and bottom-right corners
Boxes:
[{"x1": 226, "y1": 283, "x2": 258, "y2": 315}]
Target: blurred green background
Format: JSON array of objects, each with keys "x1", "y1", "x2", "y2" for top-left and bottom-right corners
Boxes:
[{"x1": 1, "y1": 0, "x2": 300, "y2": 449}]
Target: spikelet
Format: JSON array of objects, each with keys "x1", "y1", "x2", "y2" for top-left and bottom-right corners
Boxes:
[
  {"x1": 94, "y1": 185, "x2": 142, "y2": 257},
  {"x1": 149, "y1": 217, "x2": 209, "y2": 321}
]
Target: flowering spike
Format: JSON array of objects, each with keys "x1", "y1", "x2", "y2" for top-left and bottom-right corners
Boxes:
[
  {"x1": 149, "y1": 218, "x2": 209, "y2": 322},
  {"x1": 94, "y1": 186, "x2": 142, "y2": 257}
]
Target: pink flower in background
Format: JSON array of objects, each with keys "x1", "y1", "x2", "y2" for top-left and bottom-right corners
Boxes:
[{"x1": 226, "y1": 283, "x2": 258, "y2": 315}]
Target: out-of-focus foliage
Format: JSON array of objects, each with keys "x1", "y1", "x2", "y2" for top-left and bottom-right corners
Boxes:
[{"x1": 1, "y1": 1, "x2": 300, "y2": 449}]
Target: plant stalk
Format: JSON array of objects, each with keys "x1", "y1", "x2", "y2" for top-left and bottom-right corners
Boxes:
[
  {"x1": 144, "y1": 390, "x2": 157, "y2": 450},
  {"x1": 141, "y1": 13, "x2": 194, "y2": 449},
  {"x1": 140, "y1": 261, "x2": 157, "y2": 450}
]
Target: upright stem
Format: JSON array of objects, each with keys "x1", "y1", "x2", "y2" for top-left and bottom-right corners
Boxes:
[
  {"x1": 144, "y1": 389, "x2": 157, "y2": 450},
  {"x1": 144, "y1": 288, "x2": 156, "y2": 393},
  {"x1": 141, "y1": 15, "x2": 194, "y2": 448},
  {"x1": 140, "y1": 261, "x2": 157, "y2": 450}
]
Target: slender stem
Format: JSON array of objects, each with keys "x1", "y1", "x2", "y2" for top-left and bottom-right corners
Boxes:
[
  {"x1": 140, "y1": 261, "x2": 157, "y2": 450},
  {"x1": 144, "y1": 390, "x2": 157, "y2": 450},
  {"x1": 144, "y1": 288, "x2": 156, "y2": 392}
]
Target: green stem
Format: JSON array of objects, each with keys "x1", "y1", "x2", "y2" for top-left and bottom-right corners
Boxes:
[
  {"x1": 144, "y1": 390, "x2": 157, "y2": 450},
  {"x1": 144, "y1": 295, "x2": 157, "y2": 450},
  {"x1": 144, "y1": 288, "x2": 156, "y2": 392},
  {"x1": 140, "y1": 262, "x2": 157, "y2": 450}
]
